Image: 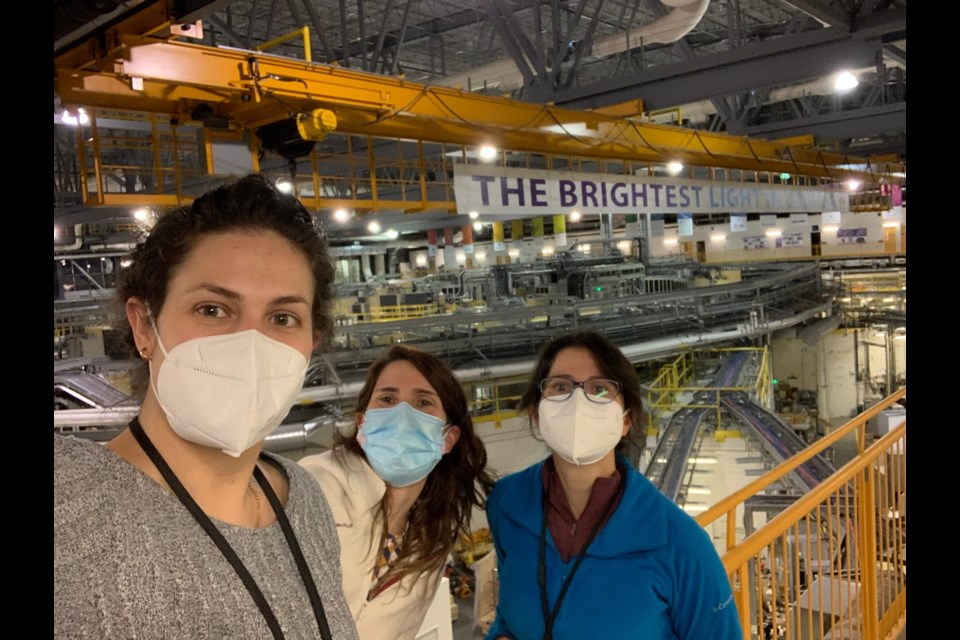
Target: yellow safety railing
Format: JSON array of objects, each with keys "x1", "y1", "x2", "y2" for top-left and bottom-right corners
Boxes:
[
  {"x1": 256, "y1": 26, "x2": 312, "y2": 62},
  {"x1": 647, "y1": 347, "x2": 770, "y2": 430},
  {"x1": 697, "y1": 388, "x2": 907, "y2": 640}
]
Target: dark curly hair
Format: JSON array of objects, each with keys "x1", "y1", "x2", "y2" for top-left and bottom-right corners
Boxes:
[
  {"x1": 335, "y1": 344, "x2": 495, "y2": 587},
  {"x1": 117, "y1": 174, "x2": 335, "y2": 393}
]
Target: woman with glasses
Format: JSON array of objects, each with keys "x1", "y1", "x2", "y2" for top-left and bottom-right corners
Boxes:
[
  {"x1": 300, "y1": 344, "x2": 495, "y2": 640},
  {"x1": 485, "y1": 331, "x2": 742, "y2": 640}
]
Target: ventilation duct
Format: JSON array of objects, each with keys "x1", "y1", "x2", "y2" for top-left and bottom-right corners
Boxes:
[{"x1": 438, "y1": 0, "x2": 710, "y2": 94}]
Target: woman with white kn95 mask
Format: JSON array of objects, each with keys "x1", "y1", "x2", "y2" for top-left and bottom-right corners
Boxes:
[
  {"x1": 54, "y1": 174, "x2": 358, "y2": 640},
  {"x1": 300, "y1": 344, "x2": 495, "y2": 640},
  {"x1": 485, "y1": 331, "x2": 742, "y2": 640}
]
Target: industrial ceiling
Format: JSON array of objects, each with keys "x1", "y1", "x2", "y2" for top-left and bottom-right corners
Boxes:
[{"x1": 53, "y1": 0, "x2": 907, "y2": 241}]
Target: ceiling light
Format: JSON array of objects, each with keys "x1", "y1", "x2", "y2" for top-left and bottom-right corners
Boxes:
[
  {"x1": 508, "y1": 249, "x2": 520, "y2": 258},
  {"x1": 542, "y1": 246, "x2": 555, "y2": 256},
  {"x1": 133, "y1": 208, "x2": 149, "y2": 221},
  {"x1": 333, "y1": 208, "x2": 350, "y2": 222},
  {"x1": 385, "y1": 228, "x2": 399, "y2": 240},
  {"x1": 569, "y1": 211, "x2": 582, "y2": 222},
  {"x1": 468, "y1": 211, "x2": 479, "y2": 219},
  {"x1": 120, "y1": 258, "x2": 133, "y2": 268},
  {"x1": 688, "y1": 457, "x2": 718, "y2": 464},
  {"x1": 456, "y1": 251, "x2": 466, "y2": 263},
  {"x1": 275, "y1": 178, "x2": 295, "y2": 194},
  {"x1": 366, "y1": 220, "x2": 381, "y2": 234},
  {"x1": 846, "y1": 179, "x2": 861, "y2": 192},
  {"x1": 473, "y1": 222, "x2": 483, "y2": 232},
  {"x1": 415, "y1": 255, "x2": 428, "y2": 267},
  {"x1": 835, "y1": 71, "x2": 859, "y2": 92},
  {"x1": 823, "y1": 225, "x2": 839, "y2": 232},
  {"x1": 664, "y1": 237, "x2": 678, "y2": 246},
  {"x1": 882, "y1": 221, "x2": 900, "y2": 228},
  {"x1": 710, "y1": 233, "x2": 726, "y2": 242},
  {"x1": 478, "y1": 145, "x2": 498, "y2": 161},
  {"x1": 765, "y1": 229, "x2": 782, "y2": 238},
  {"x1": 687, "y1": 487, "x2": 712, "y2": 495},
  {"x1": 475, "y1": 251, "x2": 486, "y2": 261},
  {"x1": 54, "y1": 226, "x2": 59, "y2": 239},
  {"x1": 666, "y1": 161, "x2": 684, "y2": 176}
]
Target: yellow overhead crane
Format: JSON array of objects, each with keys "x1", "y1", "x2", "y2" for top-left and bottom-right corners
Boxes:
[{"x1": 55, "y1": 19, "x2": 904, "y2": 191}]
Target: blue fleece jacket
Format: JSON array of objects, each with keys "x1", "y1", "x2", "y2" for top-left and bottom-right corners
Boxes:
[{"x1": 485, "y1": 458, "x2": 742, "y2": 640}]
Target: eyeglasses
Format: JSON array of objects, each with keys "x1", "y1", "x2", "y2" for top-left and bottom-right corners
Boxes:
[{"x1": 539, "y1": 377, "x2": 621, "y2": 404}]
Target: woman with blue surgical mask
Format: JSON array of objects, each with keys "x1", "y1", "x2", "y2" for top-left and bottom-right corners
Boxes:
[
  {"x1": 485, "y1": 331, "x2": 742, "y2": 640},
  {"x1": 300, "y1": 345, "x2": 495, "y2": 640},
  {"x1": 53, "y1": 174, "x2": 358, "y2": 639}
]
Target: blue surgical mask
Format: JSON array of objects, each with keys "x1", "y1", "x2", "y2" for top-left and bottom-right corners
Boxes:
[{"x1": 357, "y1": 402, "x2": 446, "y2": 487}]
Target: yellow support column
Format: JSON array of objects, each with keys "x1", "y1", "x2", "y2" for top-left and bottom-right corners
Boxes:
[
  {"x1": 511, "y1": 220, "x2": 524, "y2": 264},
  {"x1": 492, "y1": 222, "x2": 506, "y2": 265}
]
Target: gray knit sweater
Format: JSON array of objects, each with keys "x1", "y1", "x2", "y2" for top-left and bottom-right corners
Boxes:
[{"x1": 54, "y1": 434, "x2": 360, "y2": 639}]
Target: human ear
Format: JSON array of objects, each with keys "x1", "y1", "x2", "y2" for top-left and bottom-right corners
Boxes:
[
  {"x1": 621, "y1": 408, "x2": 632, "y2": 437},
  {"x1": 441, "y1": 425, "x2": 461, "y2": 454},
  {"x1": 125, "y1": 297, "x2": 155, "y2": 358}
]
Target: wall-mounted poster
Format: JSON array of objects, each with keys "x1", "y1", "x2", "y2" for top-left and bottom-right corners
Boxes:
[
  {"x1": 651, "y1": 213, "x2": 665, "y2": 237},
  {"x1": 743, "y1": 236, "x2": 768, "y2": 250},
  {"x1": 837, "y1": 228, "x2": 868, "y2": 244},
  {"x1": 776, "y1": 233, "x2": 805, "y2": 248},
  {"x1": 730, "y1": 214, "x2": 747, "y2": 232},
  {"x1": 790, "y1": 213, "x2": 808, "y2": 226},
  {"x1": 678, "y1": 213, "x2": 693, "y2": 236},
  {"x1": 761, "y1": 214, "x2": 777, "y2": 227}
]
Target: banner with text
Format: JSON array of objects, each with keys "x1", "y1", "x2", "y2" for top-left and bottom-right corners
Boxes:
[{"x1": 453, "y1": 164, "x2": 850, "y2": 215}]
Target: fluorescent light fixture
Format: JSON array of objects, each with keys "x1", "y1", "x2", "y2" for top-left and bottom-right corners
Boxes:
[
  {"x1": 468, "y1": 211, "x2": 479, "y2": 219},
  {"x1": 579, "y1": 244, "x2": 591, "y2": 254},
  {"x1": 890, "y1": 171, "x2": 906, "y2": 179},
  {"x1": 366, "y1": 220, "x2": 382, "y2": 234},
  {"x1": 61, "y1": 107, "x2": 89, "y2": 126},
  {"x1": 710, "y1": 233, "x2": 726, "y2": 242},
  {"x1": 835, "y1": 71, "x2": 859, "y2": 92},
  {"x1": 893, "y1": 334, "x2": 906, "y2": 342},
  {"x1": 456, "y1": 251, "x2": 466, "y2": 263},
  {"x1": 666, "y1": 161, "x2": 684, "y2": 176},
  {"x1": 839, "y1": 297, "x2": 851, "y2": 302},
  {"x1": 823, "y1": 225, "x2": 839, "y2": 232},
  {"x1": 415, "y1": 255, "x2": 428, "y2": 267},
  {"x1": 54, "y1": 226, "x2": 59, "y2": 239},
  {"x1": 475, "y1": 251, "x2": 486, "y2": 261},
  {"x1": 688, "y1": 457, "x2": 718, "y2": 465},
  {"x1": 569, "y1": 211, "x2": 582, "y2": 222},
  {"x1": 333, "y1": 208, "x2": 350, "y2": 222},
  {"x1": 664, "y1": 237, "x2": 678, "y2": 246},
  {"x1": 508, "y1": 249, "x2": 520, "y2": 258},
  {"x1": 882, "y1": 221, "x2": 900, "y2": 228},
  {"x1": 687, "y1": 487, "x2": 712, "y2": 495},
  {"x1": 478, "y1": 145, "x2": 498, "y2": 161},
  {"x1": 765, "y1": 229, "x2": 782, "y2": 238},
  {"x1": 618, "y1": 241, "x2": 631, "y2": 253},
  {"x1": 882, "y1": 297, "x2": 895, "y2": 303},
  {"x1": 542, "y1": 246, "x2": 555, "y2": 256},
  {"x1": 385, "y1": 228, "x2": 399, "y2": 240}
]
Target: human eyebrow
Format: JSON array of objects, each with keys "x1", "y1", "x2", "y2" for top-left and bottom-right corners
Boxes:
[
  {"x1": 270, "y1": 295, "x2": 311, "y2": 307},
  {"x1": 184, "y1": 283, "x2": 242, "y2": 300}
]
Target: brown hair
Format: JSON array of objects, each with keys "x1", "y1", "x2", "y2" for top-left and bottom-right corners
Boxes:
[
  {"x1": 117, "y1": 174, "x2": 335, "y2": 393},
  {"x1": 517, "y1": 331, "x2": 645, "y2": 461},
  {"x1": 336, "y1": 344, "x2": 495, "y2": 585}
]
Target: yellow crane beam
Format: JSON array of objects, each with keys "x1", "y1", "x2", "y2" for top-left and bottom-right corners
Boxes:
[{"x1": 56, "y1": 35, "x2": 904, "y2": 182}]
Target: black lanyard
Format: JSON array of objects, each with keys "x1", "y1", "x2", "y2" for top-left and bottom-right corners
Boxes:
[
  {"x1": 129, "y1": 417, "x2": 332, "y2": 640},
  {"x1": 538, "y1": 464, "x2": 626, "y2": 640}
]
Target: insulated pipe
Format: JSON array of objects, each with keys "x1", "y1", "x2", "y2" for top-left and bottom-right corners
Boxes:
[{"x1": 53, "y1": 300, "x2": 830, "y2": 429}]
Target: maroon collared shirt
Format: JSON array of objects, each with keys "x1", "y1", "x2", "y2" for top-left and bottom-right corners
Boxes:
[{"x1": 540, "y1": 457, "x2": 623, "y2": 562}]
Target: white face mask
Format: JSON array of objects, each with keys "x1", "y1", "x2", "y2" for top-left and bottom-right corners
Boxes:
[
  {"x1": 150, "y1": 327, "x2": 309, "y2": 457},
  {"x1": 538, "y1": 389, "x2": 626, "y2": 466}
]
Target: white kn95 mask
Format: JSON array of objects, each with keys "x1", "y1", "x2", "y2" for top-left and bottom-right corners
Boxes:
[{"x1": 150, "y1": 328, "x2": 309, "y2": 457}]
